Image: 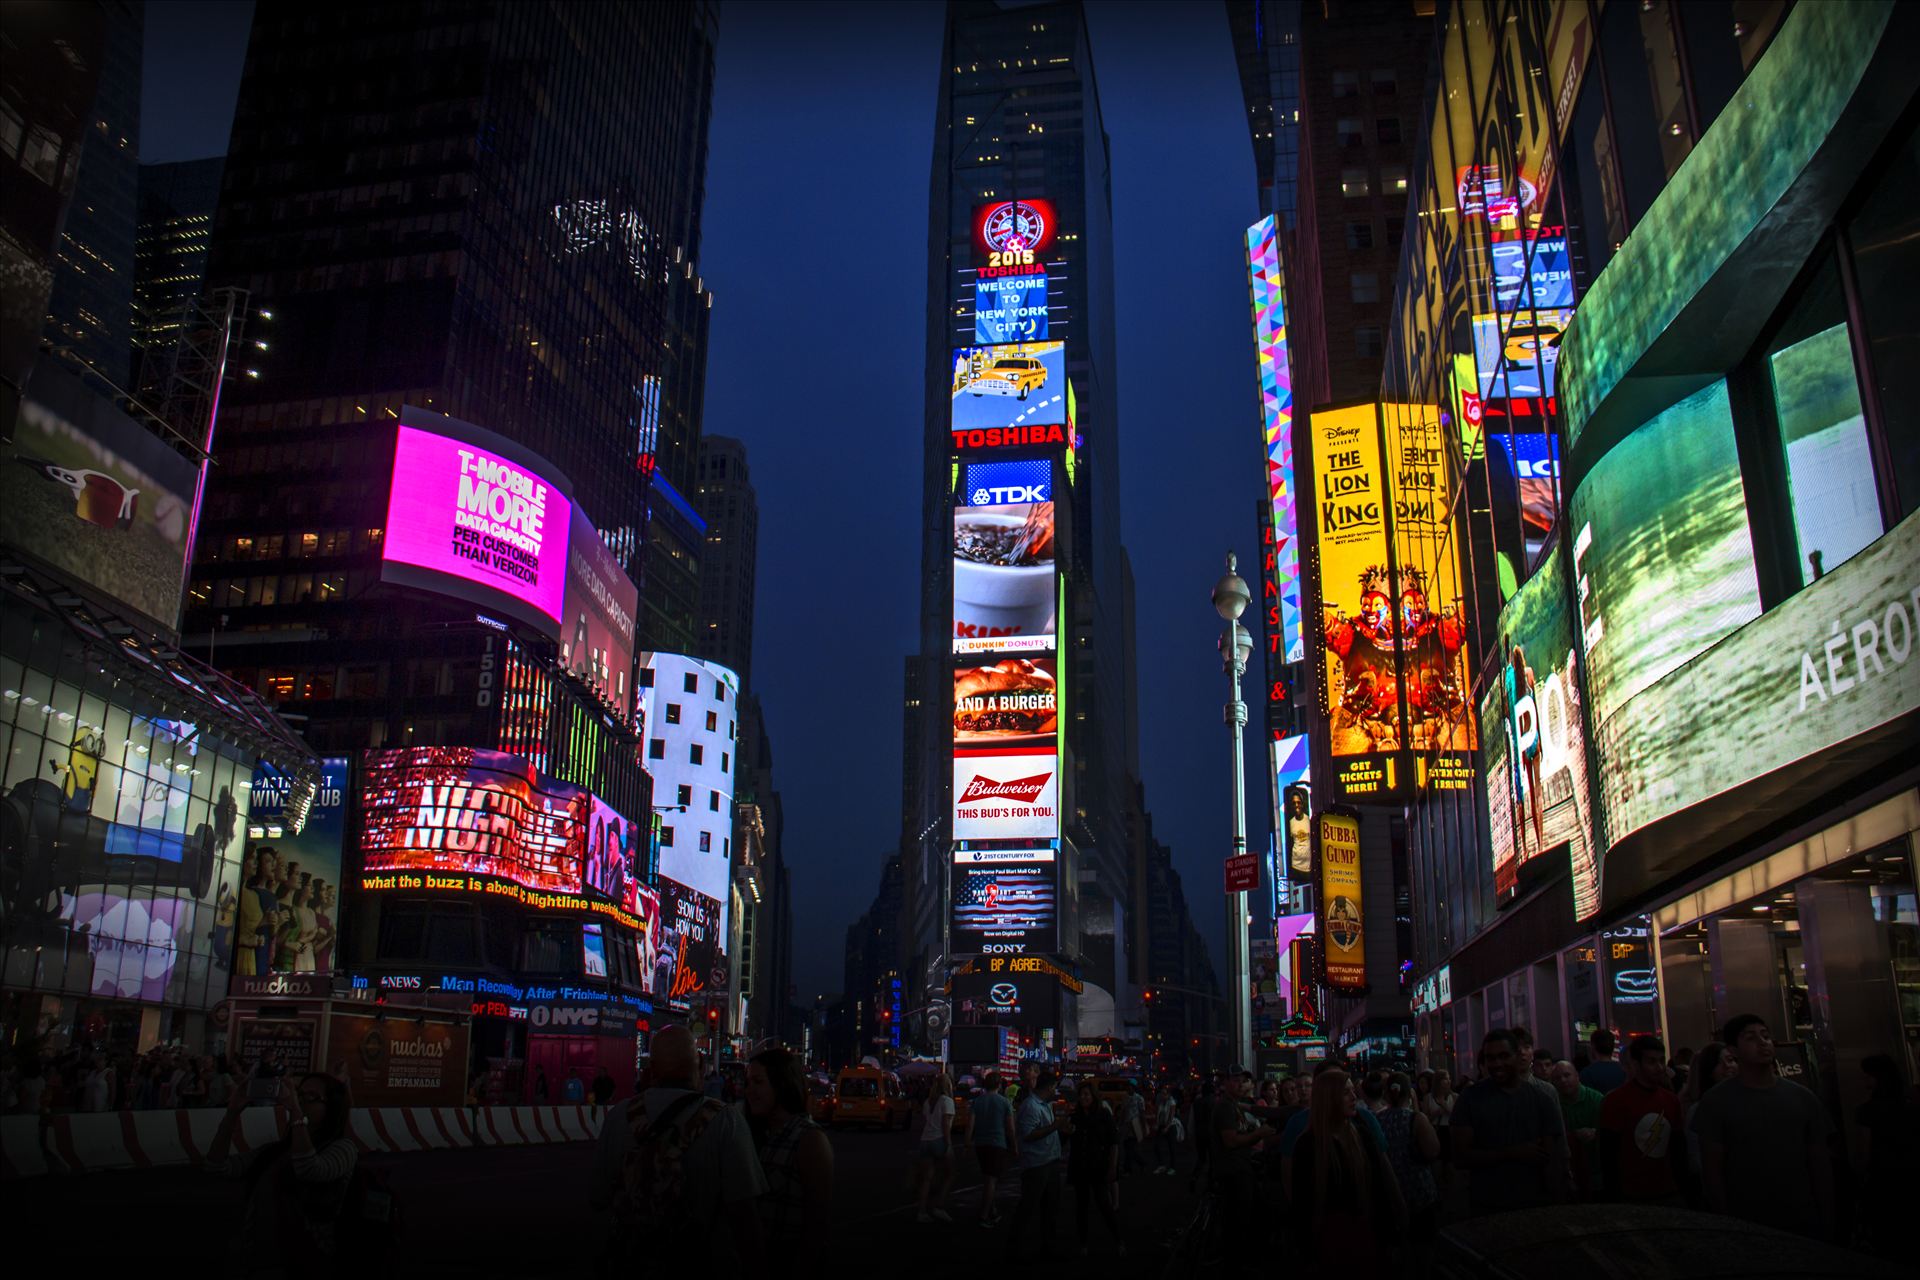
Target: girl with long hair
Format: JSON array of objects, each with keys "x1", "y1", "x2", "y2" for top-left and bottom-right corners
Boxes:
[
  {"x1": 745, "y1": 1047, "x2": 833, "y2": 1269},
  {"x1": 1680, "y1": 1041, "x2": 1734, "y2": 1191},
  {"x1": 911, "y1": 1071, "x2": 955, "y2": 1222},
  {"x1": 1067, "y1": 1080, "x2": 1123, "y2": 1256},
  {"x1": 207, "y1": 1067, "x2": 357, "y2": 1270},
  {"x1": 1290, "y1": 1069, "x2": 1403, "y2": 1268}
]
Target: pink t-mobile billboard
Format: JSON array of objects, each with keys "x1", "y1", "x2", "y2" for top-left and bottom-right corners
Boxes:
[{"x1": 380, "y1": 414, "x2": 573, "y2": 632}]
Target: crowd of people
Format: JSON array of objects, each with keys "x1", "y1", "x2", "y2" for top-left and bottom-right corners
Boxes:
[
  {"x1": 7, "y1": 1011, "x2": 1915, "y2": 1272},
  {"x1": 1, "y1": 1041, "x2": 241, "y2": 1114}
]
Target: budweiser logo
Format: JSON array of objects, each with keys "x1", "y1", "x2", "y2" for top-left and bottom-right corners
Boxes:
[{"x1": 958, "y1": 772, "x2": 1051, "y2": 805}]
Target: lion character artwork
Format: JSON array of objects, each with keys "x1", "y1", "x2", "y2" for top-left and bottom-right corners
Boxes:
[
  {"x1": 1322, "y1": 565, "x2": 1402, "y2": 754},
  {"x1": 1397, "y1": 568, "x2": 1473, "y2": 751}
]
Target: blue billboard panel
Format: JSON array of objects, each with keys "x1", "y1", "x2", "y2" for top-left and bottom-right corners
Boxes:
[
  {"x1": 976, "y1": 273, "x2": 1049, "y2": 344},
  {"x1": 1491, "y1": 230, "x2": 1574, "y2": 311},
  {"x1": 951, "y1": 342, "x2": 1068, "y2": 433},
  {"x1": 961, "y1": 459, "x2": 1052, "y2": 507}
]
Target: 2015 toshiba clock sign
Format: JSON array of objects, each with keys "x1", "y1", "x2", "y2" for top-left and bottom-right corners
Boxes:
[{"x1": 381, "y1": 408, "x2": 574, "y2": 634}]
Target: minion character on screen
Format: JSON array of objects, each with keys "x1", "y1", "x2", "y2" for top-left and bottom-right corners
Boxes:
[{"x1": 49, "y1": 725, "x2": 105, "y2": 812}]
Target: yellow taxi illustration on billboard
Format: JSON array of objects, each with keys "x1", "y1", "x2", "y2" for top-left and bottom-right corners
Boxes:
[{"x1": 959, "y1": 352, "x2": 1048, "y2": 400}]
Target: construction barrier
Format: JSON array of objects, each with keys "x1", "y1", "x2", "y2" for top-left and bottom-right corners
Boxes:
[{"x1": 0, "y1": 1104, "x2": 609, "y2": 1178}]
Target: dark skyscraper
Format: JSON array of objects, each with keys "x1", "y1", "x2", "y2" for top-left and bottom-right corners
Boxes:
[
  {"x1": 45, "y1": 0, "x2": 141, "y2": 395},
  {"x1": 186, "y1": 2, "x2": 718, "y2": 753},
  {"x1": 1227, "y1": 0, "x2": 1303, "y2": 228},
  {"x1": 906, "y1": 0, "x2": 1132, "y2": 1045},
  {"x1": 1287, "y1": 0, "x2": 1433, "y2": 414},
  {"x1": 132, "y1": 157, "x2": 223, "y2": 381},
  {"x1": 694, "y1": 435, "x2": 759, "y2": 687}
]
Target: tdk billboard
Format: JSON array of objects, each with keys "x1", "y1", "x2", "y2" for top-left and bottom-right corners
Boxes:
[{"x1": 961, "y1": 459, "x2": 1052, "y2": 507}]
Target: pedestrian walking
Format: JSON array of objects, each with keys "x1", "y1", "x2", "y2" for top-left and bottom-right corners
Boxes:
[
  {"x1": 591, "y1": 1067, "x2": 616, "y2": 1111},
  {"x1": 1550, "y1": 1060, "x2": 1604, "y2": 1197},
  {"x1": 968, "y1": 1071, "x2": 1017, "y2": 1225},
  {"x1": 1067, "y1": 1081, "x2": 1123, "y2": 1256},
  {"x1": 1421, "y1": 1069, "x2": 1457, "y2": 1160},
  {"x1": 1855, "y1": 1053, "x2": 1919, "y2": 1262},
  {"x1": 1289, "y1": 1069, "x2": 1404, "y2": 1269},
  {"x1": 1005, "y1": 1071, "x2": 1069, "y2": 1258},
  {"x1": 744, "y1": 1047, "x2": 833, "y2": 1273},
  {"x1": 911, "y1": 1071, "x2": 956, "y2": 1223},
  {"x1": 1117, "y1": 1081, "x2": 1145, "y2": 1175},
  {"x1": 589, "y1": 1024, "x2": 766, "y2": 1267},
  {"x1": 534, "y1": 1068, "x2": 550, "y2": 1102},
  {"x1": 1209, "y1": 1069, "x2": 1277, "y2": 1262},
  {"x1": 1693, "y1": 1014, "x2": 1834, "y2": 1240},
  {"x1": 1151, "y1": 1085, "x2": 1183, "y2": 1174},
  {"x1": 562, "y1": 1069, "x2": 586, "y2": 1103},
  {"x1": 1598, "y1": 1035, "x2": 1690, "y2": 1205},
  {"x1": 1678, "y1": 1040, "x2": 1733, "y2": 1191},
  {"x1": 1378, "y1": 1072, "x2": 1440, "y2": 1256},
  {"x1": 1452, "y1": 1029, "x2": 1569, "y2": 1215},
  {"x1": 1580, "y1": 1029, "x2": 1627, "y2": 1094},
  {"x1": 1187, "y1": 1078, "x2": 1216, "y2": 1191}
]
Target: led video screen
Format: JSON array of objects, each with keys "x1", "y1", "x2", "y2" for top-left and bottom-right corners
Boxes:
[
  {"x1": 949, "y1": 848, "x2": 1058, "y2": 953},
  {"x1": 561, "y1": 506, "x2": 639, "y2": 717},
  {"x1": 955, "y1": 658, "x2": 1058, "y2": 751},
  {"x1": 950, "y1": 342, "x2": 1068, "y2": 435},
  {"x1": 953, "y1": 459, "x2": 1056, "y2": 654},
  {"x1": 973, "y1": 198, "x2": 1059, "y2": 264},
  {"x1": 360, "y1": 747, "x2": 587, "y2": 893},
  {"x1": 975, "y1": 273, "x2": 1048, "y2": 344},
  {"x1": 381, "y1": 410, "x2": 573, "y2": 634},
  {"x1": 1597, "y1": 512, "x2": 1919, "y2": 849},
  {"x1": 952, "y1": 748, "x2": 1059, "y2": 841},
  {"x1": 1569, "y1": 380, "x2": 1762, "y2": 732},
  {"x1": 1478, "y1": 544, "x2": 1598, "y2": 916},
  {"x1": 1248, "y1": 214, "x2": 1304, "y2": 663}
]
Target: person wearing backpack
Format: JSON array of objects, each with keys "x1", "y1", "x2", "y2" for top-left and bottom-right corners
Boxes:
[
  {"x1": 591, "y1": 1024, "x2": 766, "y2": 1268},
  {"x1": 207, "y1": 1064, "x2": 360, "y2": 1273}
]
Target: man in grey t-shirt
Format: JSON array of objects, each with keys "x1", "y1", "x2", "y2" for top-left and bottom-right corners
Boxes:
[
  {"x1": 1453, "y1": 1028, "x2": 1569, "y2": 1215},
  {"x1": 1693, "y1": 1014, "x2": 1833, "y2": 1239}
]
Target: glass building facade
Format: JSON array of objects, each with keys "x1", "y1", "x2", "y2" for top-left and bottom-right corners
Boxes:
[{"x1": 1380, "y1": 1, "x2": 1920, "y2": 1137}]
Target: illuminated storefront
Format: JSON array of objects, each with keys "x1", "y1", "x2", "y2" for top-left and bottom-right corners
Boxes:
[{"x1": 1389, "y1": 4, "x2": 1919, "y2": 1134}]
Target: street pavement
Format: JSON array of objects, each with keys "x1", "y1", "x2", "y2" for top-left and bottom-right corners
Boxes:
[{"x1": 7, "y1": 1118, "x2": 1203, "y2": 1275}]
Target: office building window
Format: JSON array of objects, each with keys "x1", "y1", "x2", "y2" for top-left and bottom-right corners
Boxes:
[
  {"x1": 1347, "y1": 221, "x2": 1375, "y2": 250},
  {"x1": 648, "y1": 739, "x2": 665, "y2": 759},
  {"x1": 690, "y1": 743, "x2": 704, "y2": 765},
  {"x1": 1341, "y1": 168, "x2": 1371, "y2": 198},
  {"x1": 664, "y1": 703, "x2": 681, "y2": 724},
  {"x1": 1351, "y1": 272, "x2": 1380, "y2": 304},
  {"x1": 1376, "y1": 117, "x2": 1402, "y2": 145},
  {"x1": 1355, "y1": 325, "x2": 1383, "y2": 359}
]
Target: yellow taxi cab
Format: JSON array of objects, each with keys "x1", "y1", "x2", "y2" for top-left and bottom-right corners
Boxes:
[
  {"x1": 830, "y1": 1066, "x2": 908, "y2": 1129},
  {"x1": 968, "y1": 355, "x2": 1048, "y2": 400}
]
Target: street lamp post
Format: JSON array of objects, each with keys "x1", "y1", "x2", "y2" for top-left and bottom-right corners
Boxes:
[{"x1": 1212, "y1": 553, "x2": 1255, "y2": 1072}]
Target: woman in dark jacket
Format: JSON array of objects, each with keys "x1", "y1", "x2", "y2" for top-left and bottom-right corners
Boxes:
[
  {"x1": 1067, "y1": 1081, "x2": 1123, "y2": 1256},
  {"x1": 1291, "y1": 1068, "x2": 1403, "y2": 1270}
]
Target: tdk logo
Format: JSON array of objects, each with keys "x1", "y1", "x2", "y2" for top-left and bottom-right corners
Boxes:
[
  {"x1": 971, "y1": 484, "x2": 1047, "y2": 505},
  {"x1": 964, "y1": 460, "x2": 1051, "y2": 507}
]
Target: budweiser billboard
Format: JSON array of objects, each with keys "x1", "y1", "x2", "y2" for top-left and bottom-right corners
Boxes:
[{"x1": 952, "y1": 747, "x2": 1058, "y2": 841}]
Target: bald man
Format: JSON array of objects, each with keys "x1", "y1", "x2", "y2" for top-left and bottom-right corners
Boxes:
[{"x1": 591, "y1": 1024, "x2": 767, "y2": 1264}]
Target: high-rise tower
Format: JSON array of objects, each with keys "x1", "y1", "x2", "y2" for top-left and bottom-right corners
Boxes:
[{"x1": 907, "y1": 0, "x2": 1129, "y2": 1050}]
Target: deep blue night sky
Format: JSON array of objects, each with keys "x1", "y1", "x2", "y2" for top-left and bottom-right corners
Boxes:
[{"x1": 142, "y1": 0, "x2": 1269, "y2": 1001}]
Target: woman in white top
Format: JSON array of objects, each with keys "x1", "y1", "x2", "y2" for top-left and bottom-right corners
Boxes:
[
  {"x1": 1421, "y1": 1069, "x2": 1457, "y2": 1163},
  {"x1": 912, "y1": 1073, "x2": 956, "y2": 1223},
  {"x1": 290, "y1": 886, "x2": 320, "y2": 972}
]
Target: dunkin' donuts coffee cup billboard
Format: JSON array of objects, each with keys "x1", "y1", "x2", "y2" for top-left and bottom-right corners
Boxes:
[{"x1": 954, "y1": 459, "x2": 1057, "y2": 654}]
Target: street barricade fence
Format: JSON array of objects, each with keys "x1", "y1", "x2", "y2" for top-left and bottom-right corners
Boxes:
[{"x1": 0, "y1": 1104, "x2": 611, "y2": 1178}]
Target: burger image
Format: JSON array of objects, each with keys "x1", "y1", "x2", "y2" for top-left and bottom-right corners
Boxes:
[{"x1": 954, "y1": 660, "x2": 1058, "y2": 746}]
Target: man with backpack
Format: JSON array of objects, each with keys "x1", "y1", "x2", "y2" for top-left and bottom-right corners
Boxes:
[{"x1": 591, "y1": 1025, "x2": 767, "y2": 1266}]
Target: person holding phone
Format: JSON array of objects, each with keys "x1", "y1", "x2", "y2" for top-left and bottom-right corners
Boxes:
[{"x1": 208, "y1": 1063, "x2": 358, "y2": 1262}]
